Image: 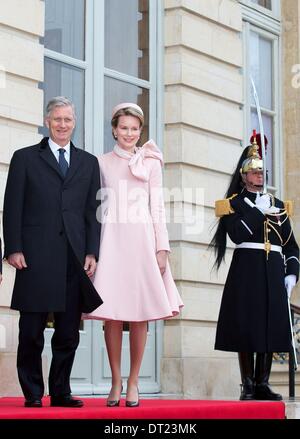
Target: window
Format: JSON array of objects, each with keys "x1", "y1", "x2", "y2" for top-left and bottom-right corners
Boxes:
[
  {"x1": 251, "y1": 0, "x2": 272, "y2": 10},
  {"x1": 105, "y1": 0, "x2": 149, "y2": 80},
  {"x1": 242, "y1": 4, "x2": 281, "y2": 193},
  {"x1": 40, "y1": 0, "x2": 163, "y2": 395},
  {"x1": 239, "y1": 1, "x2": 280, "y2": 19},
  {"x1": 249, "y1": 31, "x2": 275, "y2": 187},
  {"x1": 39, "y1": 0, "x2": 86, "y2": 147},
  {"x1": 103, "y1": 0, "x2": 153, "y2": 153},
  {"x1": 40, "y1": 0, "x2": 160, "y2": 157},
  {"x1": 44, "y1": 0, "x2": 85, "y2": 59}
]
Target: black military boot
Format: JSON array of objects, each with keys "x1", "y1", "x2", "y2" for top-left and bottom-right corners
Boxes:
[
  {"x1": 254, "y1": 352, "x2": 282, "y2": 401},
  {"x1": 238, "y1": 352, "x2": 255, "y2": 400}
]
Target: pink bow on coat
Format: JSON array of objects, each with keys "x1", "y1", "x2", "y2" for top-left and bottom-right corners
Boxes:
[{"x1": 113, "y1": 140, "x2": 163, "y2": 182}]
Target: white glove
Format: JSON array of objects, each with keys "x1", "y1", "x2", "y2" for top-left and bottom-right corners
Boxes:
[
  {"x1": 255, "y1": 193, "x2": 280, "y2": 214},
  {"x1": 244, "y1": 193, "x2": 268, "y2": 210},
  {"x1": 244, "y1": 194, "x2": 280, "y2": 214},
  {"x1": 266, "y1": 205, "x2": 280, "y2": 214},
  {"x1": 255, "y1": 193, "x2": 271, "y2": 210},
  {"x1": 285, "y1": 274, "x2": 297, "y2": 299}
]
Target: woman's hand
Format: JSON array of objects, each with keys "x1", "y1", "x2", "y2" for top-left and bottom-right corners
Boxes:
[{"x1": 156, "y1": 250, "x2": 168, "y2": 276}]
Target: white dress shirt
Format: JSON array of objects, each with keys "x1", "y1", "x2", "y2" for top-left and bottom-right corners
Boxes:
[{"x1": 48, "y1": 138, "x2": 71, "y2": 166}]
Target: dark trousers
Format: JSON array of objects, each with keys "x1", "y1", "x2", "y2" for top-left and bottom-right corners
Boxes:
[{"x1": 17, "y1": 246, "x2": 81, "y2": 399}]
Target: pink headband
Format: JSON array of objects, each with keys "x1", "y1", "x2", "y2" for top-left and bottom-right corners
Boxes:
[{"x1": 111, "y1": 102, "x2": 144, "y2": 119}]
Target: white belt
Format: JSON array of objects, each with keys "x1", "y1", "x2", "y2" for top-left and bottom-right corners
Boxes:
[{"x1": 235, "y1": 242, "x2": 282, "y2": 254}]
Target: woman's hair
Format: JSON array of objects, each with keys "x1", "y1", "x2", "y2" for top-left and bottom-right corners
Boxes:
[
  {"x1": 209, "y1": 146, "x2": 249, "y2": 270},
  {"x1": 111, "y1": 107, "x2": 144, "y2": 139}
]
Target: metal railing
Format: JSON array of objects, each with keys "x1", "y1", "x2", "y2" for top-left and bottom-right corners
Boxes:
[
  {"x1": 288, "y1": 304, "x2": 300, "y2": 397},
  {"x1": 272, "y1": 304, "x2": 300, "y2": 397}
]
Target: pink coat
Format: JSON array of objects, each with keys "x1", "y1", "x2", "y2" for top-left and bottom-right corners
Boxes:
[{"x1": 83, "y1": 141, "x2": 183, "y2": 322}]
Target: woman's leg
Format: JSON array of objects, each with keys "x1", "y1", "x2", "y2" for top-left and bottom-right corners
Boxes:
[
  {"x1": 104, "y1": 321, "x2": 123, "y2": 402},
  {"x1": 127, "y1": 321, "x2": 148, "y2": 403}
]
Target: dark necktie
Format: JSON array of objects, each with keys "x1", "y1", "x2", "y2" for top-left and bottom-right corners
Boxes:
[{"x1": 58, "y1": 148, "x2": 68, "y2": 177}]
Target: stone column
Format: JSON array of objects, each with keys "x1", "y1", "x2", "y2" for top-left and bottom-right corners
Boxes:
[
  {"x1": 282, "y1": 0, "x2": 300, "y2": 303},
  {"x1": 161, "y1": 0, "x2": 244, "y2": 398}
]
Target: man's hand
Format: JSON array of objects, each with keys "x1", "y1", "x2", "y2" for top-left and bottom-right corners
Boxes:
[
  {"x1": 7, "y1": 252, "x2": 27, "y2": 269},
  {"x1": 84, "y1": 254, "x2": 97, "y2": 278},
  {"x1": 156, "y1": 250, "x2": 168, "y2": 276}
]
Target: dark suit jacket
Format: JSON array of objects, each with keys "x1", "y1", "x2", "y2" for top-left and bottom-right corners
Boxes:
[{"x1": 3, "y1": 137, "x2": 103, "y2": 312}]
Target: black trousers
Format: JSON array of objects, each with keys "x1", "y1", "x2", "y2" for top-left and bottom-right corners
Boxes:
[{"x1": 17, "y1": 246, "x2": 81, "y2": 399}]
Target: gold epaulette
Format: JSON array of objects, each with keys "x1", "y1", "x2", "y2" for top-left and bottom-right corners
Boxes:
[
  {"x1": 215, "y1": 194, "x2": 237, "y2": 217},
  {"x1": 284, "y1": 200, "x2": 294, "y2": 217}
]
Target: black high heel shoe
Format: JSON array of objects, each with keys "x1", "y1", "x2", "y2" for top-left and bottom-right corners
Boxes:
[
  {"x1": 125, "y1": 384, "x2": 139, "y2": 407},
  {"x1": 107, "y1": 383, "x2": 123, "y2": 407}
]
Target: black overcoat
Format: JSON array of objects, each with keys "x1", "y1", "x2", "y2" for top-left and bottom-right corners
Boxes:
[
  {"x1": 215, "y1": 190, "x2": 299, "y2": 353},
  {"x1": 3, "y1": 137, "x2": 103, "y2": 313}
]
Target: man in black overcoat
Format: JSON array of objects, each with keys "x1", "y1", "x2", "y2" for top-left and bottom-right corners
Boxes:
[
  {"x1": 3, "y1": 96, "x2": 102, "y2": 408},
  {"x1": 211, "y1": 132, "x2": 299, "y2": 401}
]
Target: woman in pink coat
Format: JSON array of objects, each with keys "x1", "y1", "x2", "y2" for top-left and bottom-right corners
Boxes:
[{"x1": 83, "y1": 102, "x2": 183, "y2": 407}]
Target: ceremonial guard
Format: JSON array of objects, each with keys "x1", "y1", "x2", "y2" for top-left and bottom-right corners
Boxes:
[{"x1": 210, "y1": 131, "x2": 299, "y2": 401}]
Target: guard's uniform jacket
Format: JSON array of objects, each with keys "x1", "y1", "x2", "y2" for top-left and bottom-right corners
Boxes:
[{"x1": 215, "y1": 190, "x2": 299, "y2": 353}]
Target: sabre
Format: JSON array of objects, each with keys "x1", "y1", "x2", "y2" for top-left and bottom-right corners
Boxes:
[
  {"x1": 250, "y1": 77, "x2": 267, "y2": 194},
  {"x1": 287, "y1": 296, "x2": 298, "y2": 371},
  {"x1": 251, "y1": 77, "x2": 297, "y2": 369}
]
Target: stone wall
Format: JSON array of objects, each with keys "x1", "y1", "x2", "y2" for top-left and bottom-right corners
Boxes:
[
  {"x1": 162, "y1": 0, "x2": 244, "y2": 398},
  {"x1": 0, "y1": 0, "x2": 44, "y2": 396}
]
